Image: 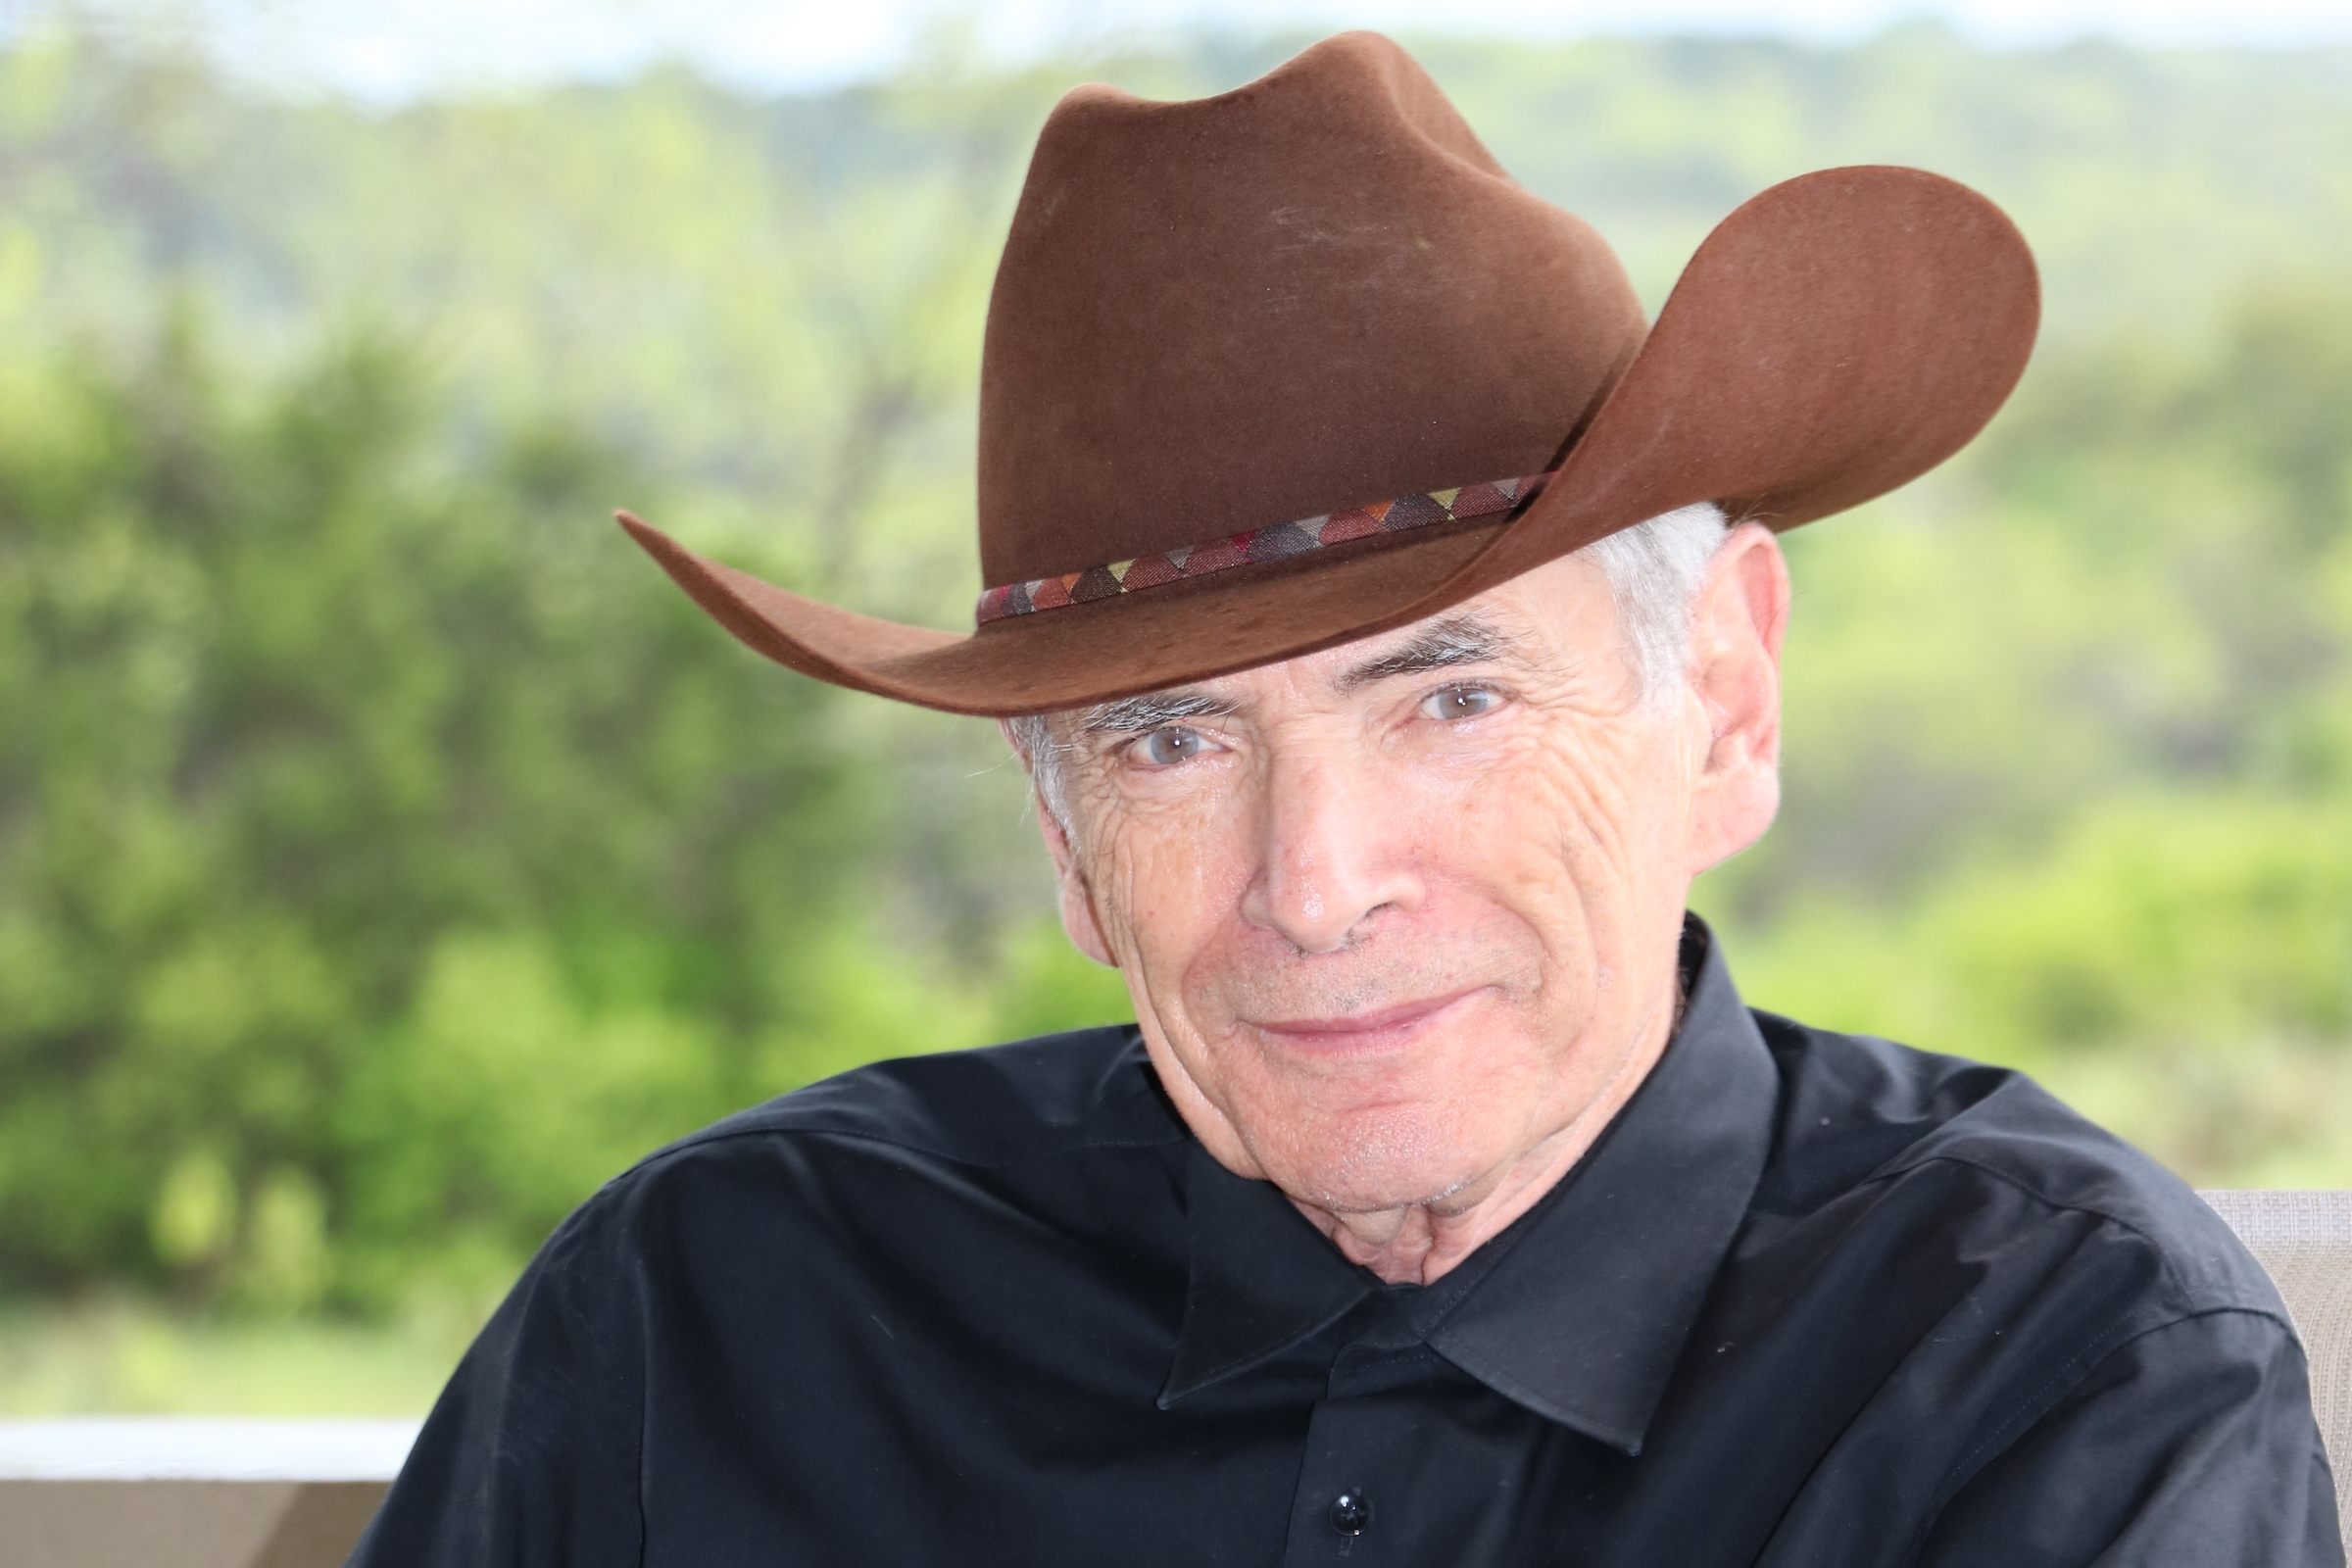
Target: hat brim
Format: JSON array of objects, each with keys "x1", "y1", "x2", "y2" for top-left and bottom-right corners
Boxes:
[{"x1": 620, "y1": 165, "x2": 2038, "y2": 718}]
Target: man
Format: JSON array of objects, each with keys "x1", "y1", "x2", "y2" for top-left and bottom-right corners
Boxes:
[{"x1": 357, "y1": 31, "x2": 2339, "y2": 1566}]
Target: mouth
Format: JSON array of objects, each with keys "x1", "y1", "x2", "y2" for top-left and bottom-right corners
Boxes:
[{"x1": 1246, "y1": 987, "x2": 1488, "y2": 1054}]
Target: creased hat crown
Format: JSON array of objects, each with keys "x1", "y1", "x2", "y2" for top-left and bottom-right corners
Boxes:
[{"x1": 976, "y1": 31, "x2": 1647, "y2": 589}]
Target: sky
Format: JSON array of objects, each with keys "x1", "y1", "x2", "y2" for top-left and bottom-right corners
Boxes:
[{"x1": 15, "y1": 0, "x2": 2352, "y2": 101}]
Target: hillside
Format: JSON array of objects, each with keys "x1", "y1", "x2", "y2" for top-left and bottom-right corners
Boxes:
[{"x1": 2, "y1": 21, "x2": 2348, "y2": 1337}]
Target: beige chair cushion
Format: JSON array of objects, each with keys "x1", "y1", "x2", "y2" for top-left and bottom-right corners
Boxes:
[
  {"x1": 2200, "y1": 1189, "x2": 2352, "y2": 1556},
  {"x1": 0, "y1": 1480, "x2": 387, "y2": 1568}
]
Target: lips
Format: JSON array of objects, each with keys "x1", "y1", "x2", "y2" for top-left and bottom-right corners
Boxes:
[{"x1": 1246, "y1": 987, "x2": 1487, "y2": 1052}]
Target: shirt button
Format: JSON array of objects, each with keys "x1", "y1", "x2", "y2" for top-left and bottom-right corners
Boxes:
[{"x1": 1329, "y1": 1491, "x2": 1372, "y2": 1536}]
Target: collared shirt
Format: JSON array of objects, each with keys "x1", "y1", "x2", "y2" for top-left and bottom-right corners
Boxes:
[{"x1": 358, "y1": 923, "x2": 2340, "y2": 1566}]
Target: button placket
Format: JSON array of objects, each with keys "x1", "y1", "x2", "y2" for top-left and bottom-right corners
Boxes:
[{"x1": 1282, "y1": 1399, "x2": 1407, "y2": 1562}]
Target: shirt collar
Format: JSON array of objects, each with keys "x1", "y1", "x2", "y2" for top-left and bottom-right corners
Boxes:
[
  {"x1": 1159, "y1": 917, "x2": 1779, "y2": 1456},
  {"x1": 1158, "y1": 1136, "x2": 1371, "y2": 1407}
]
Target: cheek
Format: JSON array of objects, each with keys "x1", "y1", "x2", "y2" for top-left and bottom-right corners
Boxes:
[
  {"x1": 1079, "y1": 789, "x2": 1252, "y2": 1002},
  {"x1": 1411, "y1": 724, "x2": 1606, "y2": 879},
  {"x1": 1406, "y1": 718, "x2": 1684, "y2": 962}
]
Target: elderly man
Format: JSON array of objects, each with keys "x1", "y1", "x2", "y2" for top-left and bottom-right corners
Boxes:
[{"x1": 357, "y1": 32, "x2": 2337, "y2": 1568}]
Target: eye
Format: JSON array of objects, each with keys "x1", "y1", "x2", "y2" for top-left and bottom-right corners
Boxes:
[
  {"x1": 1133, "y1": 726, "x2": 1212, "y2": 766},
  {"x1": 1420, "y1": 684, "x2": 1500, "y2": 722}
]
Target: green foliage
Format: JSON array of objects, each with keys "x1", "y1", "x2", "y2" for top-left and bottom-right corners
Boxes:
[
  {"x1": 0, "y1": 1295, "x2": 472, "y2": 1414},
  {"x1": 0, "y1": 314, "x2": 1125, "y2": 1309},
  {"x1": 1696, "y1": 276, "x2": 2352, "y2": 1176},
  {"x1": 5, "y1": 21, "x2": 2352, "y2": 1365}
]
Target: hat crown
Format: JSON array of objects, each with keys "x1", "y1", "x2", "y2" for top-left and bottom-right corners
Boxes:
[{"x1": 976, "y1": 32, "x2": 1647, "y2": 589}]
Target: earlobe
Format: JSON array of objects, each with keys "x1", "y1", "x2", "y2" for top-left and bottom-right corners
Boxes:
[{"x1": 1686, "y1": 524, "x2": 1790, "y2": 872}]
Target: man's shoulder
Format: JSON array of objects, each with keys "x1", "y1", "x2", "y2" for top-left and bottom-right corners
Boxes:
[
  {"x1": 592, "y1": 1024, "x2": 1182, "y2": 1212},
  {"x1": 693, "y1": 1022, "x2": 1177, "y2": 1158},
  {"x1": 1750, "y1": 1008, "x2": 2283, "y2": 1319},
  {"x1": 518, "y1": 1025, "x2": 1187, "y2": 1299}
]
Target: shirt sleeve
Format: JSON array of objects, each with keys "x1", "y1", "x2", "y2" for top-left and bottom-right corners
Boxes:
[
  {"x1": 349, "y1": 1197, "x2": 649, "y2": 1568},
  {"x1": 1918, "y1": 1308, "x2": 2342, "y2": 1568}
]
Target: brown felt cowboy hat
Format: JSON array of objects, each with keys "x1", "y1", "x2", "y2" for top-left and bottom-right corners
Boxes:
[{"x1": 619, "y1": 30, "x2": 2038, "y2": 718}]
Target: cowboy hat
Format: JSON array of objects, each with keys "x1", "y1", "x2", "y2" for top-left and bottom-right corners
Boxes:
[{"x1": 619, "y1": 31, "x2": 2037, "y2": 717}]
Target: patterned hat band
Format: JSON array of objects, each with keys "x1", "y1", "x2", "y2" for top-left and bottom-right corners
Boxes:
[{"x1": 973, "y1": 470, "x2": 1556, "y2": 626}]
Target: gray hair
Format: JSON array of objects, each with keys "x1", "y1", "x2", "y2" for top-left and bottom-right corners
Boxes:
[
  {"x1": 1580, "y1": 501, "x2": 1734, "y2": 701},
  {"x1": 1007, "y1": 502, "x2": 1731, "y2": 824}
]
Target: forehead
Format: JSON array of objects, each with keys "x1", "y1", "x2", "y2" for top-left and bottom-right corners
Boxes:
[{"x1": 1072, "y1": 549, "x2": 1619, "y2": 732}]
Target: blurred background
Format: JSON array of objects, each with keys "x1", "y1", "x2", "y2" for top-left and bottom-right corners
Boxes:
[{"x1": 2, "y1": 0, "x2": 2348, "y2": 1416}]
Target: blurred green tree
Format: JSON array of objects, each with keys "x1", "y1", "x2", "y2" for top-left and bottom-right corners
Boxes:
[
  {"x1": 0, "y1": 312, "x2": 973, "y2": 1306},
  {"x1": 1698, "y1": 277, "x2": 2352, "y2": 1178},
  {"x1": 4, "y1": 21, "x2": 2352, "y2": 1343}
]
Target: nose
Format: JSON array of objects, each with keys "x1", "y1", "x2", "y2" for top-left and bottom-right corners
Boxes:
[{"x1": 1238, "y1": 749, "x2": 1423, "y2": 955}]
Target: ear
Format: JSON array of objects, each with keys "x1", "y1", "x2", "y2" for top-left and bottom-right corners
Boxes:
[
  {"x1": 999, "y1": 719, "x2": 1119, "y2": 968},
  {"x1": 1683, "y1": 522, "x2": 1789, "y2": 874}
]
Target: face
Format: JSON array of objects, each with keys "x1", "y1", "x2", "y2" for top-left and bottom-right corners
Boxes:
[{"x1": 1026, "y1": 529, "x2": 1788, "y2": 1224}]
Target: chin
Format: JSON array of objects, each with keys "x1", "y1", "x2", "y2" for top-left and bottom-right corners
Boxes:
[{"x1": 1270, "y1": 1108, "x2": 1494, "y2": 1215}]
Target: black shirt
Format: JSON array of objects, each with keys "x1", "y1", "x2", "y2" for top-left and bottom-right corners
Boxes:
[{"x1": 358, "y1": 924, "x2": 2340, "y2": 1566}]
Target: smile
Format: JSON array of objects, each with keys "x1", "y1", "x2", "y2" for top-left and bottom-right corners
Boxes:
[{"x1": 1245, "y1": 987, "x2": 1490, "y2": 1054}]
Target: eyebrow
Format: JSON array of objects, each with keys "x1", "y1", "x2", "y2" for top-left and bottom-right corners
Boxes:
[
  {"x1": 1070, "y1": 613, "x2": 1523, "y2": 735},
  {"x1": 1075, "y1": 689, "x2": 1241, "y2": 734},
  {"x1": 1332, "y1": 613, "x2": 1525, "y2": 694}
]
